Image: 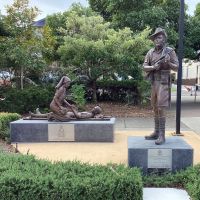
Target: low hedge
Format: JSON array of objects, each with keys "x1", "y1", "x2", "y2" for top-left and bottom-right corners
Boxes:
[
  {"x1": 97, "y1": 80, "x2": 139, "y2": 89},
  {"x1": 184, "y1": 165, "x2": 200, "y2": 200},
  {"x1": 0, "y1": 153, "x2": 143, "y2": 200},
  {"x1": 0, "y1": 84, "x2": 86, "y2": 113},
  {"x1": 0, "y1": 80, "x2": 151, "y2": 113},
  {"x1": 94, "y1": 80, "x2": 150, "y2": 104},
  {"x1": 0, "y1": 86, "x2": 54, "y2": 114},
  {"x1": 0, "y1": 112, "x2": 20, "y2": 140}
]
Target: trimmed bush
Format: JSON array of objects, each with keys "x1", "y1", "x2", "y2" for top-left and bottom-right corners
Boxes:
[
  {"x1": 0, "y1": 153, "x2": 142, "y2": 200},
  {"x1": 70, "y1": 84, "x2": 86, "y2": 109},
  {"x1": 183, "y1": 164, "x2": 200, "y2": 200},
  {"x1": 0, "y1": 86, "x2": 54, "y2": 113},
  {"x1": 0, "y1": 112, "x2": 20, "y2": 140},
  {"x1": 94, "y1": 80, "x2": 150, "y2": 105},
  {"x1": 97, "y1": 80, "x2": 139, "y2": 89}
]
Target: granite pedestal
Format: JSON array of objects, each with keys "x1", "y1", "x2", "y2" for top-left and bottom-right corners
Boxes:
[
  {"x1": 10, "y1": 118, "x2": 115, "y2": 143},
  {"x1": 128, "y1": 137, "x2": 193, "y2": 173}
]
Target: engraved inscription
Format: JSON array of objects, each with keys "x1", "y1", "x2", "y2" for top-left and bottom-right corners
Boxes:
[
  {"x1": 148, "y1": 149, "x2": 172, "y2": 169},
  {"x1": 48, "y1": 124, "x2": 75, "y2": 141},
  {"x1": 58, "y1": 125, "x2": 65, "y2": 138}
]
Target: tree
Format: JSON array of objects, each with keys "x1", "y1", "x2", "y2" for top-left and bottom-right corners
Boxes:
[
  {"x1": 45, "y1": 3, "x2": 96, "y2": 62},
  {"x1": 89, "y1": 0, "x2": 181, "y2": 47},
  {"x1": 57, "y1": 10, "x2": 152, "y2": 101},
  {"x1": 0, "y1": 14, "x2": 10, "y2": 76},
  {"x1": 0, "y1": 14, "x2": 8, "y2": 36},
  {"x1": 184, "y1": 3, "x2": 200, "y2": 59},
  {"x1": 194, "y1": 3, "x2": 200, "y2": 17},
  {"x1": 1, "y1": 0, "x2": 55, "y2": 89}
]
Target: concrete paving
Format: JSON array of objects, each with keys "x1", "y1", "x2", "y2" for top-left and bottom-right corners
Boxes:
[
  {"x1": 171, "y1": 92, "x2": 200, "y2": 135},
  {"x1": 116, "y1": 94, "x2": 200, "y2": 135},
  {"x1": 16, "y1": 130, "x2": 200, "y2": 165},
  {"x1": 181, "y1": 117, "x2": 200, "y2": 135},
  {"x1": 143, "y1": 188, "x2": 190, "y2": 200},
  {"x1": 115, "y1": 117, "x2": 190, "y2": 131}
]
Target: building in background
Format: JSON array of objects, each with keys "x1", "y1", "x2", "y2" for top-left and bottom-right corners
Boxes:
[{"x1": 182, "y1": 59, "x2": 200, "y2": 86}]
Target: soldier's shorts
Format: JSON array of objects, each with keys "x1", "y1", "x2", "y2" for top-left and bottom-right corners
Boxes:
[{"x1": 151, "y1": 81, "x2": 170, "y2": 107}]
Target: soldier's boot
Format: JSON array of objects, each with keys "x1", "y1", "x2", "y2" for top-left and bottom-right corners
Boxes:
[
  {"x1": 145, "y1": 117, "x2": 159, "y2": 140},
  {"x1": 155, "y1": 117, "x2": 166, "y2": 145}
]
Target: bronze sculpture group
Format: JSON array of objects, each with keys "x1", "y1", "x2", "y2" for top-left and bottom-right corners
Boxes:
[
  {"x1": 27, "y1": 27, "x2": 178, "y2": 145},
  {"x1": 28, "y1": 76, "x2": 103, "y2": 121}
]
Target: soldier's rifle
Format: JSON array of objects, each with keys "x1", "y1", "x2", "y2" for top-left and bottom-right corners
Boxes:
[
  {"x1": 146, "y1": 48, "x2": 174, "y2": 80},
  {"x1": 154, "y1": 48, "x2": 173, "y2": 67}
]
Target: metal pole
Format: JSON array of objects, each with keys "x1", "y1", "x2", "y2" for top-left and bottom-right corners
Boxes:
[
  {"x1": 194, "y1": 65, "x2": 199, "y2": 102},
  {"x1": 176, "y1": 0, "x2": 184, "y2": 134},
  {"x1": 198, "y1": 65, "x2": 200, "y2": 85}
]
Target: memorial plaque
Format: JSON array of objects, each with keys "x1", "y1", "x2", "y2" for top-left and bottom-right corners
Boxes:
[
  {"x1": 148, "y1": 149, "x2": 172, "y2": 169},
  {"x1": 48, "y1": 124, "x2": 75, "y2": 141},
  {"x1": 128, "y1": 137, "x2": 193, "y2": 173}
]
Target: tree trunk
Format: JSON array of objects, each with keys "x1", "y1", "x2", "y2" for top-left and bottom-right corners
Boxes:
[
  {"x1": 20, "y1": 66, "x2": 24, "y2": 90},
  {"x1": 92, "y1": 80, "x2": 97, "y2": 103}
]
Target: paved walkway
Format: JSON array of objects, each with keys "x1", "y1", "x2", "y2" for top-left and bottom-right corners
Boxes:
[
  {"x1": 17, "y1": 130, "x2": 200, "y2": 165},
  {"x1": 143, "y1": 188, "x2": 190, "y2": 200},
  {"x1": 116, "y1": 95, "x2": 200, "y2": 135}
]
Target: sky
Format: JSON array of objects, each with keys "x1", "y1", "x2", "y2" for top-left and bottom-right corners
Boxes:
[
  {"x1": 0, "y1": 0, "x2": 89, "y2": 20},
  {"x1": 0, "y1": 0, "x2": 199, "y2": 20}
]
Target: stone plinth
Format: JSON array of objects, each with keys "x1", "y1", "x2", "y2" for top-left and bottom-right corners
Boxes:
[
  {"x1": 10, "y1": 118, "x2": 115, "y2": 143},
  {"x1": 128, "y1": 137, "x2": 193, "y2": 173}
]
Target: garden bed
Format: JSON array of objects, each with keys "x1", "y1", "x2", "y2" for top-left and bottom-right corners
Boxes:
[{"x1": 85, "y1": 102, "x2": 153, "y2": 118}]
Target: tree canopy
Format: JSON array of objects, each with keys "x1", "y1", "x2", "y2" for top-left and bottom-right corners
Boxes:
[
  {"x1": 89, "y1": 0, "x2": 180, "y2": 47},
  {"x1": 0, "y1": 0, "x2": 55, "y2": 89},
  {"x1": 184, "y1": 3, "x2": 200, "y2": 59},
  {"x1": 89, "y1": 0, "x2": 200, "y2": 60},
  {"x1": 1, "y1": 0, "x2": 200, "y2": 94},
  {"x1": 57, "y1": 7, "x2": 152, "y2": 101}
]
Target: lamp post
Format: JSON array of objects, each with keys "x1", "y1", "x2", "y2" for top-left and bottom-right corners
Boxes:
[{"x1": 176, "y1": 0, "x2": 184, "y2": 134}]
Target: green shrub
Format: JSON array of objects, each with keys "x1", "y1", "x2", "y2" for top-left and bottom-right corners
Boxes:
[
  {"x1": 1, "y1": 84, "x2": 86, "y2": 113},
  {"x1": 183, "y1": 165, "x2": 200, "y2": 200},
  {"x1": 0, "y1": 153, "x2": 143, "y2": 200},
  {"x1": 70, "y1": 84, "x2": 86, "y2": 109},
  {"x1": 97, "y1": 80, "x2": 139, "y2": 89},
  {"x1": 0, "y1": 112, "x2": 20, "y2": 141},
  {"x1": 95, "y1": 80, "x2": 150, "y2": 105},
  {"x1": 0, "y1": 86, "x2": 54, "y2": 113},
  {"x1": 137, "y1": 80, "x2": 151, "y2": 105}
]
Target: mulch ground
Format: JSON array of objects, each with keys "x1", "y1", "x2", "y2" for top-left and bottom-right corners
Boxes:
[
  {"x1": 0, "y1": 139, "x2": 17, "y2": 153},
  {"x1": 85, "y1": 102, "x2": 153, "y2": 118}
]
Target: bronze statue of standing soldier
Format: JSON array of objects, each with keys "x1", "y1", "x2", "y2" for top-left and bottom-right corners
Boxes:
[{"x1": 143, "y1": 28, "x2": 179, "y2": 145}]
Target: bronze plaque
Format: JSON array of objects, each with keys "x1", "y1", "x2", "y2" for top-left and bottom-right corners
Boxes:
[
  {"x1": 48, "y1": 124, "x2": 75, "y2": 141},
  {"x1": 148, "y1": 149, "x2": 172, "y2": 169}
]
